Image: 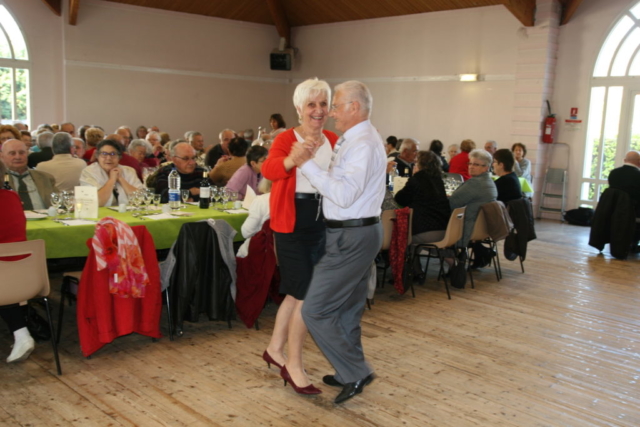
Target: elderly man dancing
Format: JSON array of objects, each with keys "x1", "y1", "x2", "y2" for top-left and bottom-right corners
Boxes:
[{"x1": 291, "y1": 80, "x2": 386, "y2": 404}]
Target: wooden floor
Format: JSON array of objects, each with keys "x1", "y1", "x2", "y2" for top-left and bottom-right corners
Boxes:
[{"x1": 1, "y1": 220, "x2": 639, "y2": 426}]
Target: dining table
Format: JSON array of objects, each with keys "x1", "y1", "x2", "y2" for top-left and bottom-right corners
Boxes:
[{"x1": 26, "y1": 204, "x2": 248, "y2": 259}]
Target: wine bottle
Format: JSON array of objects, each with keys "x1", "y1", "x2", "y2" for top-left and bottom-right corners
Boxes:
[{"x1": 199, "y1": 171, "x2": 210, "y2": 209}]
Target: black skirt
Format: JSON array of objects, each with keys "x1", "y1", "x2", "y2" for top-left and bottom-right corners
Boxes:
[{"x1": 274, "y1": 198, "x2": 326, "y2": 300}]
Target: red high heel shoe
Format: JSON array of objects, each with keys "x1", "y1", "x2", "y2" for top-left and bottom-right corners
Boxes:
[
  {"x1": 262, "y1": 350, "x2": 282, "y2": 369},
  {"x1": 280, "y1": 365, "x2": 322, "y2": 395}
]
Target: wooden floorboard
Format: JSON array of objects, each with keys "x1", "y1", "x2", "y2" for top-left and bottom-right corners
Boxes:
[{"x1": 1, "y1": 219, "x2": 639, "y2": 426}]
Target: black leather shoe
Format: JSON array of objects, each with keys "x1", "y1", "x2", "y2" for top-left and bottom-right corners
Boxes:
[
  {"x1": 322, "y1": 375, "x2": 343, "y2": 387},
  {"x1": 334, "y1": 374, "x2": 375, "y2": 404}
]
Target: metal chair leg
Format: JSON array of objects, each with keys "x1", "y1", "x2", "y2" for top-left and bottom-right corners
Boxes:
[
  {"x1": 437, "y1": 251, "x2": 451, "y2": 300},
  {"x1": 44, "y1": 297, "x2": 62, "y2": 375},
  {"x1": 519, "y1": 256, "x2": 525, "y2": 273},
  {"x1": 56, "y1": 278, "x2": 69, "y2": 345},
  {"x1": 164, "y1": 288, "x2": 174, "y2": 341}
]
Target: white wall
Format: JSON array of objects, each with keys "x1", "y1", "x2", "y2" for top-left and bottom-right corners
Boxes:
[{"x1": 291, "y1": 6, "x2": 520, "y2": 150}]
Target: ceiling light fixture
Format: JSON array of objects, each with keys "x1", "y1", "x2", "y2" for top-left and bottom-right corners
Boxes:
[{"x1": 459, "y1": 74, "x2": 478, "y2": 82}]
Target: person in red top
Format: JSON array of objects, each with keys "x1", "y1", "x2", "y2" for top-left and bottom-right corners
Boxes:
[
  {"x1": 0, "y1": 160, "x2": 36, "y2": 363},
  {"x1": 448, "y1": 139, "x2": 476, "y2": 180},
  {"x1": 261, "y1": 78, "x2": 338, "y2": 395}
]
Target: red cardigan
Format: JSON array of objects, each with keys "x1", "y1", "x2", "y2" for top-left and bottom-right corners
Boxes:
[
  {"x1": 262, "y1": 128, "x2": 338, "y2": 233},
  {"x1": 448, "y1": 151, "x2": 471, "y2": 180}
]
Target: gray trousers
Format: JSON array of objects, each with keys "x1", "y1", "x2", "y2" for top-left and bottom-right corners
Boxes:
[{"x1": 302, "y1": 223, "x2": 383, "y2": 384}]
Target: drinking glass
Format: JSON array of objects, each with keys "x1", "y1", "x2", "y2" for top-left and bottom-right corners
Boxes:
[
  {"x1": 181, "y1": 190, "x2": 190, "y2": 209},
  {"x1": 153, "y1": 194, "x2": 161, "y2": 210},
  {"x1": 221, "y1": 188, "x2": 230, "y2": 210}
]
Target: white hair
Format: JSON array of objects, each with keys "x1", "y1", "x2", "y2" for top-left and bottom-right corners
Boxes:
[
  {"x1": 334, "y1": 80, "x2": 372, "y2": 117},
  {"x1": 399, "y1": 138, "x2": 419, "y2": 152},
  {"x1": 129, "y1": 139, "x2": 153, "y2": 156},
  {"x1": 469, "y1": 149, "x2": 493, "y2": 167},
  {"x1": 218, "y1": 128, "x2": 235, "y2": 141},
  {"x1": 292, "y1": 78, "x2": 331, "y2": 121}
]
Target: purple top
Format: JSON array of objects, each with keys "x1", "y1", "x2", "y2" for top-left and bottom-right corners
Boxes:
[{"x1": 226, "y1": 164, "x2": 261, "y2": 200}]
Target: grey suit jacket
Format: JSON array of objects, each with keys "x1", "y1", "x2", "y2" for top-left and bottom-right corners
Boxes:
[
  {"x1": 449, "y1": 171, "x2": 497, "y2": 246},
  {"x1": 9, "y1": 169, "x2": 59, "y2": 208}
]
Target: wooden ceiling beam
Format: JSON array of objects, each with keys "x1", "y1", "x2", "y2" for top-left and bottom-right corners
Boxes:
[
  {"x1": 40, "y1": 0, "x2": 62, "y2": 16},
  {"x1": 265, "y1": 0, "x2": 290, "y2": 47},
  {"x1": 69, "y1": 0, "x2": 81, "y2": 26},
  {"x1": 502, "y1": 0, "x2": 536, "y2": 27},
  {"x1": 560, "y1": 0, "x2": 584, "y2": 25}
]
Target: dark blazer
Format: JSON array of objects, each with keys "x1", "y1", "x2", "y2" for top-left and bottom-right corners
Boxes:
[
  {"x1": 27, "y1": 147, "x2": 54, "y2": 168},
  {"x1": 589, "y1": 188, "x2": 636, "y2": 260},
  {"x1": 608, "y1": 164, "x2": 640, "y2": 216},
  {"x1": 394, "y1": 170, "x2": 451, "y2": 235}
]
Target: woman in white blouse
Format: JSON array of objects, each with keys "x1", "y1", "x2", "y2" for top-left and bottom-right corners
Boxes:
[
  {"x1": 80, "y1": 139, "x2": 144, "y2": 206},
  {"x1": 236, "y1": 179, "x2": 272, "y2": 258}
]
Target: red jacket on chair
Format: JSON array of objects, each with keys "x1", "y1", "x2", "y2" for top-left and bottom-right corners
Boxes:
[{"x1": 77, "y1": 225, "x2": 162, "y2": 357}]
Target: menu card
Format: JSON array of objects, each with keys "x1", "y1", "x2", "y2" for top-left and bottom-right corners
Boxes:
[
  {"x1": 74, "y1": 186, "x2": 99, "y2": 219},
  {"x1": 392, "y1": 176, "x2": 408, "y2": 195}
]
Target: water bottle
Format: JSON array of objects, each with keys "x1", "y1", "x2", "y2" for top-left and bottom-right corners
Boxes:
[
  {"x1": 388, "y1": 165, "x2": 399, "y2": 192},
  {"x1": 168, "y1": 168, "x2": 181, "y2": 210}
]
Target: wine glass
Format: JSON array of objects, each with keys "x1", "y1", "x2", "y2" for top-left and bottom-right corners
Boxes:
[
  {"x1": 50, "y1": 192, "x2": 62, "y2": 217},
  {"x1": 221, "y1": 188, "x2": 230, "y2": 210},
  {"x1": 181, "y1": 190, "x2": 190, "y2": 209},
  {"x1": 153, "y1": 194, "x2": 161, "y2": 210},
  {"x1": 212, "y1": 187, "x2": 223, "y2": 211}
]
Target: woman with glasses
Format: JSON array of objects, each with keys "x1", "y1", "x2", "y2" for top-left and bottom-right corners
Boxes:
[
  {"x1": 449, "y1": 149, "x2": 497, "y2": 253},
  {"x1": 260, "y1": 78, "x2": 339, "y2": 395},
  {"x1": 80, "y1": 139, "x2": 144, "y2": 206}
]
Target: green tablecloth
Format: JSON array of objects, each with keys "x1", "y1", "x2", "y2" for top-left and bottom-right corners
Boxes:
[
  {"x1": 491, "y1": 175, "x2": 534, "y2": 193},
  {"x1": 27, "y1": 205, "x2": 248, "y2": 259}
]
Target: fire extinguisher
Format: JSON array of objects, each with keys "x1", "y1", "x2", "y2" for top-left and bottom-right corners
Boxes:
[{"x1": 542, "y1": 100, "x2": 556, "y2": 144}]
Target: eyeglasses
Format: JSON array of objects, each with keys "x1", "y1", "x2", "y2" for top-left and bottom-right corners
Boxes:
[
  {"x1": 98, "y1": 151, "x2": 119, "y2": 157},
  {"x1": 467, "y1": 162, "x2": 487, "y2": 167},
  {"x1": 330, "y1": 101, "x2": 353, "y2": 111},
  {"x1": 174, "y1": 156, "x2": 197, "y2": 162}
]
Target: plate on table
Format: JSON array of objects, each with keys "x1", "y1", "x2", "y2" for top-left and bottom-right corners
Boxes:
[{"x1": 25, "y1": 211, "x2": 48, "y2": 220}]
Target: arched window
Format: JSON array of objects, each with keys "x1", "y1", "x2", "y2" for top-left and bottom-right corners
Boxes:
[
  {"x1": 0, "y1": 4, "x2": 29, "y2": 126},
  {"x1": 581, "y1": 1, "x2": 640, "y2": 207}
]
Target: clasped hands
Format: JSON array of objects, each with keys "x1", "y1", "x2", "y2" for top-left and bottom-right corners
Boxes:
[{"x1": 289, "y1": 137, "x2": 323, "y2": 167}]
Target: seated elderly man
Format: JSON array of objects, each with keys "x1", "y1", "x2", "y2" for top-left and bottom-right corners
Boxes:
[
  {"x1": 205, "y1": 128, "x2": 234, "y2": 168},
  {"x1": 1, "y1": 139, "x2": 58, "y2": 209},
  {"x1": 209, "y1": 137, "x2": 249, "y2": 187},
  {"x1": 155, "y1": 141, "x2": 209, "y2": 203},
  {"x1": 72, "y1": 137, "x2": 87, "y2": 160},
  {"x1": 388, "y1": 138, "x2": 419, "y2": 177},
  {"x1": 608, "y1": 150, "x2": 640, "y2": 218},
  {"x1": 449, "y1": 149, "x2": 498, "y2": 268},
  {"x1": 27, "y1": 131, "x2": 54, "y2": 168},
  {"x1": 36, "y1": 132, "x2": 87, "y2": 192},
  {"x1": 185, "y1": 131, "x2": 206, "y2": 167}
]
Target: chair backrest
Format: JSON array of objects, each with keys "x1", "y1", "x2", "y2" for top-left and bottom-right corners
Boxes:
[
  {"x1": 444, "y1": 172, "x2": 464, "y2": 183},
  {"x1": 380, "y1": 209, "x2": 396, "y2": 251},
  {"x1": 435, "y1": 207, "x2": 466, "y2": 248},
  {"x1": 407, "y1": 208, "x2": 414, "y2": 246},
  {"x1": 0, "y1": 239, "x2": 50, "y2": 305},
  {"x1": 469, "y1": 209, "x2": 490, "y2": 243}
]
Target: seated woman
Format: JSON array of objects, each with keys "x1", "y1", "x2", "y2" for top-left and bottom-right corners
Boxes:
[
  {"x1": 236, "y1": 179, "x2": 272, "y2": 258},
  {"x1": 449, "y1": 149, "x2": 497, "y2": 267},
  {"x1": 447, "y1": 144, "x2": 460, "y2": 162},
  {"x1": 80, "y1": 139, "x2": 144, "y2": 207},
  {"x1": 448, "y1": 139, "x2": 476, "y2": 180},
  {"x1": 128, "y1": 139, "x2": 159, "y2": 169},
  {"x1": 0, "y1": 160, "x2": 36, "y2": 363},
  {"x1": 492, "y1": 149, "x2": 522, "y2": 204},
  {"x1": 226, "y1": 146, "x2": 268, "y2": 200},
  {"x1": 209, "y1": 137, "x2": 249, "y2": 187},
  {"x1": 429, "y1": 139, "x2": 449, "y2": 173},
  {"x1": 259, "y1": 113, "x2": 287, "y2": 149},
  {"x1": 394, "y1": 151, "x2": 451, "y2": 245},
  {"x1": 511, "y1": 142, "x2": 532, "y2": 182}
]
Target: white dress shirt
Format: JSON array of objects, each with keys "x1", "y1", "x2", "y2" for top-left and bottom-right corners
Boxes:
[
  {"x1": 299, "y1": 120, "x2": 386, "y2": 221},
  {"x1": 236, "y1": 193, "x2": 271, "y2": 258},
  {"x1": 79, "y1": 162, "x2": 144, "y2": 206},
  {"x1": 293, "y1": 130, "x2": 332, "y2": 194}
]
